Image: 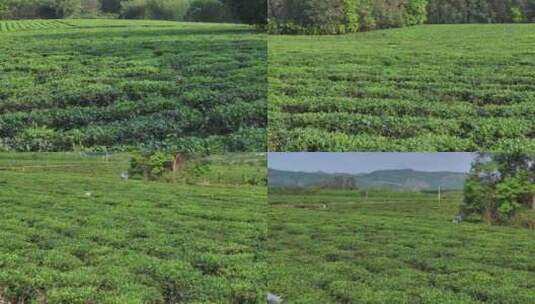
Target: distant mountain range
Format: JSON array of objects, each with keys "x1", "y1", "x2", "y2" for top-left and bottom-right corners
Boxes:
[{"x1": 268, "y1": 168, "x2": 467, "y2": 191}]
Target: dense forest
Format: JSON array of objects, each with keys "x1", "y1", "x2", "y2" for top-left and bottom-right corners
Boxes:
[
  {"x1": 268, "y1": 0, "x2": 535, "y2": 34},
  {"x1": 0, "y1": 0, "x2": 266, "y2": 24}
]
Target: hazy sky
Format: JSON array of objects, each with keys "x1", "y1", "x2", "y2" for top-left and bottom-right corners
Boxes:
[{"x1": 268, "y1": 153, "x2": 476, "y2": 174}]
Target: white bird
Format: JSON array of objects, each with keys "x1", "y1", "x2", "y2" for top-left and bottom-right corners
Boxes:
[{"x1": 120, "y1": 173, "x2": 129, "y2": 181}]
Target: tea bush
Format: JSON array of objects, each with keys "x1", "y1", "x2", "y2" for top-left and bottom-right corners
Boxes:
[
  {"x1": 267, "y1": 189, "x2": 535, "y2": 303},
  {"x1": 0, "y1": 153, "x2": 267, "y2": 303},
  {"x1": 268, "y1": 24, "x2": 535, "y2": 151},
  {"x1": 0, "y1": 19, "x2": 267, "y2": 152}
]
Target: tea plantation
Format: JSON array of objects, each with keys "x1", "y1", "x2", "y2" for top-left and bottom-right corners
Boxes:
[
  {"x1": 0, "y1": 153, "x2": 267, "y2": 303},
  {"x1": 0, "y1": 19, "x2": 267, "y2": 152},
  {"x1": 267, "y1": 190, "x2": 535, "y2": 303},
  {"x1": 269, "y1": 24, "x2": 535, "y2": 151}
]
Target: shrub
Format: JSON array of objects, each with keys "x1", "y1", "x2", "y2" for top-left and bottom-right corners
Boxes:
[
  {"x1": 0, "y1": 0, "x2": 81, "y2": 19},
  {"x1": 120, "y1": 0, "x2": 150, "y2": 19},
  {"x1": 404, "y1": 0, "x2": 427, "y2": 25},
  {"x1": 0, "y1": 2, "x2": 9, "y2": 19},
  {"x1": 268, "y1": 0, "x2": 360, "y2": 34},
  {"x1": 80, "y1": 0, "x2": 102, "y2": 15},
  {"x1": 186, "y1": 0, "x2": 229, "y2": 22},
  {"x1": 15, "y1": 127, "x2": 58, "y2": 152},
  {"x1": 462, "y1": 153, "x2": 535, "y2": 226},
  {"x1": 52, "y1": 0, "x2": 81, "y2": 17},
  {"x1": 511, "y1": 6, "x2": 525, "y2": 23},
  {"x1": 128, "y1": 151, "x2": 175, "y2": 179},
  {"x1": 372, "y1": 0, "x2": 406, "y2": 29},
  {"x1": 120, "y1": 0, "x2": 190, "y2": 20},
  {"x1": 147, "y1": 0, "x2": 190, "y2": 20}
]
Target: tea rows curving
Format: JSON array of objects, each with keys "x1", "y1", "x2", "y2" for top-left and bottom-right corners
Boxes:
[
  {"x1": 0, "y1": 19, "x2": 267, "y2": 152},
  {"x1": 268, "y1": 24, "x2": 535, "y2": 151}
]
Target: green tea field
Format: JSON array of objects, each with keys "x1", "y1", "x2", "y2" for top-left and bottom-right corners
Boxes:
[
  {"x1": 0, "y1": 19, "x2": 266, "y2": 152},
  {"x1": 0, "y1": 153, "x2": 267, "y2": 303},
  {"x1": 268, "y1": 24, "x2": 535, "y2": 152},
  {"x1": 267, "y1": 190, "x2": 535, "y2": 303}
]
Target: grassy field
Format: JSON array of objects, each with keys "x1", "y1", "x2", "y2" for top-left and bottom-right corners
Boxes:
[
  {"x1": 0, "y1": 19, "x2": 266, "y2": 152},
  {"x1": 0, "y1": 153, "x2": 267, "y2": 303},
  {"x1": 268, "y1": 24, "x2": 535, "y2": 152},
  {"x1": 267, "y1": 190, "x2": 535, "y2": 303}
]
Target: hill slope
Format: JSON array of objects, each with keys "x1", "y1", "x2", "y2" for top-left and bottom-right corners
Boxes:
[
  {"x1": 0, "y1": 153, "x2": 267, "y2": 302},
  {"x1": 269, "y1": 24, "x2": 535, "y2": 151},
  {"x1": 269, "y1": 168, "x2": 467, "y2": 191},
  {"x1": 0, "y1": 19, "x2": 266, "y2": 152}
]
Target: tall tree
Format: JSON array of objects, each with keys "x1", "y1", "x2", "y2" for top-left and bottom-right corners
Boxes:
[{"x1": 462, "y1": 153, "x2": 535, "y2": 225}]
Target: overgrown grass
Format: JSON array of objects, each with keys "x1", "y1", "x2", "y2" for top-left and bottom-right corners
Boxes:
[
  {"x1": 0, "y1": 19, "x2": 267, "y2": 152},
  {"x1": 267, "y1": 190, "x2": 535, "y2": 303},
  {"x1": 268, "y1": 24, "x2": 535, "y2": 151},
  {"x1": 0, "y1": 153, "x2": 267, "y2": 303}
]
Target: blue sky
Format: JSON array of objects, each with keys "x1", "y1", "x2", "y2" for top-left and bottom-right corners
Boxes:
[{"x1": 268, "y1": 153, "x2": 476, "y2": 174}]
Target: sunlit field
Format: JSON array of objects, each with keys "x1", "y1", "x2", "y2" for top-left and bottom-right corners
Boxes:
[
  {"x1": 267, "y1": 189, "x2": 535, "y2": 303},
  {"x1": 269, "y1": 24, "x2": 535, "y2": 151},
  {"x1": 0, "y1": 153, "x2": 267, "y2": 303},
  {"x1": 0, "y1": 19, "x2": 267, "y2": 152}
]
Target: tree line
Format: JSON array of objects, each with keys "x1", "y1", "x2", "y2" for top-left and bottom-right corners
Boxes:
[
  {"x1": 0, "y1": 0, "x2": 266, "y2": 24},
  {"x1": 268, "y1": 0, "x2": 535, "y2": 34},
  {"x1": 428, "y1": 0, "x2": 535, "y2": 24},
  {"x1": 268, "y1": 0, "x2": 427, "y2": 34}
]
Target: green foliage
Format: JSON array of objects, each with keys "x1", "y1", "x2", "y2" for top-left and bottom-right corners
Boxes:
[
  {"x1": 148, "y1": 151, "x2": 169, "y2": 176},
  {"x1": 427, "y1": 0, "x2": 534, "y2": 24},
  {"x1": 0, "y1": 19, "x2": 266, "y2": 152},
  {"x1": 16, "y1": 127, "x2": 59, "y2": 152},
  {"x1": 267, "y1": 189, "x2": 535, "y2": 303},
  {"x1": 268, "y1": 0, "x2": 362, "y2": 34},
  {"x1": 462, "y1": 153, "x2": 535, "y2": 225},
  {"x1": 128, "y1": 152, "x2": 267, "y2": 185},
  {"x1": 511, "y1": 6, "x2": 525, "y2": 22},
  {"x1": 0, "y1": 153, "x2": 267, "y2": 302},
  {"x1": 120, "y1": 0, "x2": 191, "y2": 20},
  {"x1": 0, "y1": 2, "x2": 8, "y2": 19},
  {"x1": 342, "y1": 0, "x2": 359, "y2": 32},
  {"x1": 405, "y1": 0, "x2": 428, "y2": 25},
  {"x1": 268, "y1": 0, "x2": 428, "y2": 34},
  {"x1": 128, "y1": 151, "x2": 176, "y2": 179},
  {"x1": 0, "y1": 0, "x2": 81, "y2": 19},
  {"x1": 0, "y1": 0, "x2": 266, "y2": 23},
  {"x1": 53, "y1": 0, "x2": 82, "y2": 16},
  {"x1": 495, "y1": 175, "x2": 527, "y2": 220},
  {"x1": 186, "y1": 0, "x2": 229, "y2": 22},
  {"x1": 269, "y1": 25, "x2": 535, "y2": 151}
]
